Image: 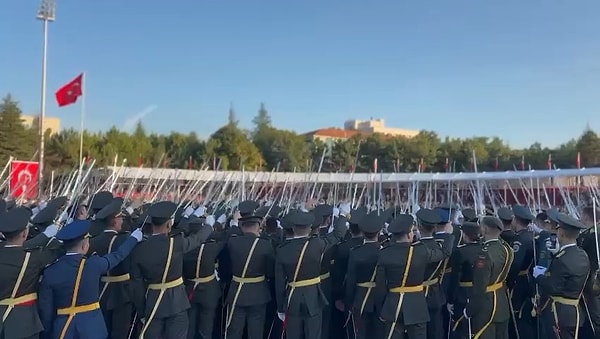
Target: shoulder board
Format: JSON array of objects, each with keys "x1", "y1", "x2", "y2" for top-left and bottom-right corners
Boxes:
[
  {"x1": 457, "y1": 243, "x2": 467, "y2": 248},
  {"x1": 311, "y1": 234, "x2": 319, "y2": 238},
  {"x1": 350, "y1": 243, "x2": 364, "y2": 251},
  {"x1": 25, "y1": 245, "x2": 44, "y2": 252},
  {"x1": 435, "y1": 238, "x2": 444, "y2": 243},
  {"x1": 44, "y1": 258, "x2": 60, "y2": 269},
  {"x1": 556, "y1": 251, "x2": 566, "y2": 258},
  {"x1": 258, "y1": 235, "x2": 270, "y2": 241},
  {"x1": 412, "y1": 241, "x2": 422, "y2": 245}
]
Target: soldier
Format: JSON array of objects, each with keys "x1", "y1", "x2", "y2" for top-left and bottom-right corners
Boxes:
[
  {"x1": 223, "y1": 210, "x2": 274, "y2": 339},
  {"x1": 417, "y1": 208, "x2": 454, "y2": 339},
  {"x1": 275, "y1": 210, "x2": 328, "y2": 339},
  {"x1": 331, "y1": 207, "x2": 366, "y2": 337},
  {"x1": 579, "y1": 206, "x2": 600, "y2": 338},
  {"x1": 344, "y1": 211, "x2": 383, "y2": 339},
  {"x1": 507, "y1": 205, "x2": 536, "y2": 339},
  {"x1": 0, "y1": 207, "x2": 60, "y2": 339},
  {"x1": 130, "y1": 201, "x2": 212, "y2": 339},
  {"x1": 374, "y1": 212, "x2": 454, "y2": 339},
  {"x1": 533, "y1": 213, "x2": 591, "y2": 339},
  {"x1": 463, "y1": 216, "x2": 514, "y2": 339},
  {"x1": 446, "y1": 221, "x2": 481, "y2": 338},
  {"x1": 88, "y1": 197, "x2": 135, "y2": 339},
  {"x1": 183, "y1": 215, "x2": 225, "y2": 339},
  {"x1": 38, "y1": 219, "x2": 142, "y2": 338},
  {"x1": 88, "y1": 191, "x2": 114, "y2": 237}
]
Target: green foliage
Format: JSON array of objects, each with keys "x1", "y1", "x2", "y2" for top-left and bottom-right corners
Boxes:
[{"x1": 2, "y1": 95, "x2": 600, "y2": 173}]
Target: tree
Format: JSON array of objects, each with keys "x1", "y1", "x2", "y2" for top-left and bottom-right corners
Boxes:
[
  {"x1": 252, "y1": 102, "x2": 272, "y2": 132},
  {"x1": 206, "y1": 123, "x2": 263, "y2": 170},
  {"x1": 228, "y1": 103, "x2": 238, "y2": 126},
  {"x1": 0, "y1": 95, "x2": 37, "y2": 165},
  {"x1": 577, "y1": 130, "x2": 600, "y2": 167}
]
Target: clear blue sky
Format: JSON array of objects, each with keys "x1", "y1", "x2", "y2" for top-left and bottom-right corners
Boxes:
[{"x1": 2, "y1": 0, "x2": 599, "y2": 148}]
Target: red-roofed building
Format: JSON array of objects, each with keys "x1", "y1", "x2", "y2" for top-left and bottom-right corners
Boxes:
[{"x1": 303, "y1": 118, "x2": 419, "y2": 144}]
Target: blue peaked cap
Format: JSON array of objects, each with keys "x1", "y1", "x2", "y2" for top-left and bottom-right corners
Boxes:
[{"x1": 56, "y1": 219, "x2": 91, "y2": 241}]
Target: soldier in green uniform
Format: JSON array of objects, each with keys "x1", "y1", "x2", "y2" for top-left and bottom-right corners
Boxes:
[
  {"x1": 183, "y1": 215, "x2": 225, "y2": 339},
  {"x1": 130, "y1": 201, "x2": 213, "y2": 339},
  {"x1": 578, "y1": 206, "x2": 600, "y2": 339},
  {"x1": 463, "y1": 216, "x2": 514, "y2": 339},
  {"x1": 345, "y1": 211, "x2": 383, "y2": 339},
  {"x1": 88, "y1": 197, "x2": 135, "y2": 339},
  {"x1": 374, "y1": 212, "x2": 454, "y2": 339},
  {"x1": 223, "y1": 210, "x2": 275, "y2": 339},
  {"x1": 275, "y1": 210, "x2": 328, "y2": 339},
  {"x1": 446, "y1": 221, "x2": 481, "y2": 339},
  {"x1": 0, "y1": 207, "x2": 60, "y2": 339},
  {"x1": 533, "y1": 213, "x2": 591, "y2": 339}
]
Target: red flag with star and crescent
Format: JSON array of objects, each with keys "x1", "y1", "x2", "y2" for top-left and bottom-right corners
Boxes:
[{"x1": 55, "y1": 73, "x2": 83, "y2": 107}]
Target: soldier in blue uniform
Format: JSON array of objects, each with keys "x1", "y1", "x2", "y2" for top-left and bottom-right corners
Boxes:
[{"x1": 38, "y1": 219, "x2": 142, "y2": 339}]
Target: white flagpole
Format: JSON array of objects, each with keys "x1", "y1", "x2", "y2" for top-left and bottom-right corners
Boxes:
[{"x1": 78, "y1": 72, "x2": 86, "y2": 172}]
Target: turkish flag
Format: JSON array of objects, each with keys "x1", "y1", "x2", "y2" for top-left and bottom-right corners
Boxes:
[
  {"x1": 10, "y1": 161, "x2": 39, "y2": 200},
  {"x1": 55, "y1": 73, "x2": 83, "y2": 107}
]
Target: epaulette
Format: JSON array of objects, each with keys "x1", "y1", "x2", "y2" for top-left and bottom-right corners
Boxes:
[
  {"x1": 556, "y1": 251, "x2": 566, "y2": 258},
  {"x1": 349, "y1": 243, "x2": 364, "y2": 251},
  {"x1": 412, "y1": 241, "x2": 422, "y2": 245},
  {"x1": 258, "y1": 235, "x2": 270, "y2": 241},
  {"x1": 457, "y1": 243, "x2": 467, "y2": 248}
]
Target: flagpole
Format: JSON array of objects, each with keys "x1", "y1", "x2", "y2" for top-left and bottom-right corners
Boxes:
[
  {"x1": 79, "y1": 72, "x2": 86, "y2": 172},
  {"x1": 36, "y1": 0, "x2": 55, "y2": 200}
]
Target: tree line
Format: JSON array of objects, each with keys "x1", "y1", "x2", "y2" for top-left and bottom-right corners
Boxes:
[{"x1": 2, "y1": 95, "x2": 600, "y2": 175}]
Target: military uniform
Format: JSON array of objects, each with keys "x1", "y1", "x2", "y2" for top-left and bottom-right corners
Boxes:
[
  {"x1": 38, "y1": 219, "x2": 140, "y2": 339},
  {"x1": 446, "y1": 221, "x2": 481, "y2": 338},
  {"x1": 464, "y1": 217, "x2": 514, "y2": 339},
  {"x1": 0, "y1": 207, "x2": 61, "y2": 339},
  {"x1": 535, "y1": 214, "x2": 591, "y2": 339},
  {"x1": 183, "y1": 216, "x2": 225, "y2": 339},
  {"x1": 130, "y1": 201, "x2": 212, "y2": 339},
  {"x1": 88, "y1": 198, "x2": 135, "y2": 339},
  {"x1": 275, "y1": 211, "x2": 328, "y2": 339},
  {"x1": 88, "y1": 191, "x2": 114, "y2": 238},
  {"x1": 344, "y1": 212, "x2": 383, "y2": 339},
  {"x1": 506, "y1": 206, "x2": 537, "y2": 339},
  {"x1": 222, "y1": 213, "x2": 274, "y2": 339},
  {"x1": 374, "y1": 213, "x2": 453, "y2": 339}
]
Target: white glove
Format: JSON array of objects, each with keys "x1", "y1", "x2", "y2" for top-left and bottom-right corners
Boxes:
[
  {"x1": 453, "y1": 210, "x2": 463, "y2": 225},
  {"x1": 529, "y1": 223, "x2": 543, "y2": 234},
  {"x1": 332, "y1": 207, "x2": 340, "y2": 217},
  {"x1": 446, "y1": 304, "x2": 454, "y2": 315},
  {"x1": 277, "y1": 312, "x2": 285, "y2": 322},
  {"x1": 217, "y1": 214, "x2": 227, "y2": 224},
  {"x1": 277, "y1": 220, "x2": 282, "y2": 229},
  {"x1": 230, "y1": 219, "x2": 239, "y2": 227},
  {"x1": 130, "y1": 228, "x2": 143, "y2": 242},
  {"x1": 43, "y1": 224, "x2": 59, "y2": 238},
  {"x1": 125, "y1": 206, "x2": 135, "y2": 216},
  {"x1": 215, "y1": 269, "x2": 220, "y2": 282},
  {"x1": 58, "y1": 211, "x2": 69, "y2": 223},
  {"x1": 265, "y1": 200, "x2": 273, "y2": 207},
  {"x1": 193, "y1": 206, "x2": 205, "y2": 217},
  {"x1": 548, "y1": 239, "x2": 560, "y2": 254},
  {"x1": 183, "y1": 206, "x2": 194, "y2": 218},
  {"x1": 340, "y1": 202, "x2": 351, "y2": 215},
  {"x1": 463, "y1": 308, "x2": 471, "y2": 319},
  {"x1": 533, "y1": 265, "x2": 547, "y2": 278},
  {"x1": 205, "y1": 215, "x2": 216, "y2": 227}
]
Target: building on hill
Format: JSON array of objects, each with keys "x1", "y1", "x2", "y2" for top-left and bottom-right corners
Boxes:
[
  {"x1": 21, "y1": 115, "x2": 61, "y2": 135},
  {"x1": 304, "y1": 118, "x2": 419, "y2": 144}
]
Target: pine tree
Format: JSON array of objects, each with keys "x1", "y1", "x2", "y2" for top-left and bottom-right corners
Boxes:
[
  {"x1": 252, "y1": 102, "x2": 272, "y2": 130},
  {"x1": 228, "y1": 103, "x2": 238, "y2": 126},
  {"x1": 0, "y1": 95, "x2": 37, "y2": 164}
]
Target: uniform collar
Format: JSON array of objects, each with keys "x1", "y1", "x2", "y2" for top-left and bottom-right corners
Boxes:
[
  {"x1": 104, "y1": 230, "x2": 118, "y2": 234},
  {"x1": 559, "y1": 243, "x2": 577, "y2": 251}
]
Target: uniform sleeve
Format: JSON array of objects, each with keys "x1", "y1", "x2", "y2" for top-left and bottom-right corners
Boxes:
[
  {"x1": 507, "y1": 237, "x2": 525, "y2": 285},
  {"x1": 433, "y1": 233, "x2": 454, "y2": 258},
  {"x1": 447, "y1": 249, "x2": 462, "y2": 305},
  {"x1": 38, "y1": 273, "x2": 55, "y2": 338},
  {"x1": 423, "y1": 240, "x2": 446, "y2": 264},
  {"x1": 373, "y1": 252, "x2": 387, "y2": 315},
  {"x1": 23, "y1": 233, "x2": 51, "y2": 248},
  {"x1": 181, "y1": 225, "x2": 212, "y2": 253},
  {"x1": 274, "y1": 247, "x2": 287, "y2": 313},
  {"x1": 344, "y1": 249, "x2": 358, "y2": 310},
  {"x1": 91, "y1": 236, "x2": 138, "y2": 274},
  {"x1": 536, "y1": 258, "x2": 567, "y2": 296},
  {"x1": 264, "y1": 241, "x2": 276, "y2": 279},
  {"x1": 465, "y1": 250, "x2": 491, "y2": 317},
  {"x1": 129, "y1": 247, "x2": 147, "y2": 317}
]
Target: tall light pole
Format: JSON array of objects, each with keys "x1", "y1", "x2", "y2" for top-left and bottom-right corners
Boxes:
[{"x1": 36, "y1": 0, "x2": 55, "y2": 199}]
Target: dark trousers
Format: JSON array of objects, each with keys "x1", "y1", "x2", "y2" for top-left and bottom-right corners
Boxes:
[
  {"x1": 427, "y1": 307, "x2": 443, "y2": 339},
  {"x1": 264, "y1": 299, "x2": 281, "y2": 339},
  {"x1": 143, "y1": 310, "x2": 189, "y2": 339},
  {"x1": 385, "y1": 322, "x2": 426, "y2": 339},
  {"x1": 285, "y1": 312, "x2": 323, "y2": 339},
  {"x1": 355, "y1": 312, "x2": 382, "y2": 339},
  {"x1": 225, "y1": 304, "x2": 266, "y2": 339},
  {"x1": 471, "y1": 319, "x2": 509, "y2": 339},
  {"x1": 582, "y1": 293, "x2": 600, "y2": 339},
  {"x1": 103, "y1": 303, "x2": 133, "y2": 339},
  {"x1": 188, "y1": 303, "x2": 217, "y2": 339}
]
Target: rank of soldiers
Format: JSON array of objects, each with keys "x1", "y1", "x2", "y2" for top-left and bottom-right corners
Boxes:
[{"x1": 1, "y1": 193, "x2": 599, "y2": 339}]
